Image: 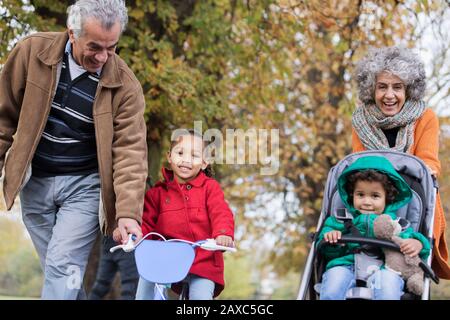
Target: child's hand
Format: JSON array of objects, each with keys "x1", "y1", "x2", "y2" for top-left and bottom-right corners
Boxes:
[
  {"x1": 215, "y1": 235, "x2": 234, "y2": 247},
  {"x1": 324, "y1": 231, "x2": 342, "y2": 244},
  {"x1": 112, "y1": 228, "x2": 122, "y2": 243},
  {"x1": 400, "y1": 238, "x2": 423, "y2": 257}
]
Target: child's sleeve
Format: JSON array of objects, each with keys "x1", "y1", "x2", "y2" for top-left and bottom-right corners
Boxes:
[
  {"x1": 141, "y1": 188, "x2": 160, "y2": 236},
  {"x1": 399, "y1": 227, "x2": 431, "y2": 259},
  {"x1": 316, "y1": 216, "x2": 347, "y2": 260},
  {"x1": 205, "y1": 180, "x2": 235, "y2": 239}
]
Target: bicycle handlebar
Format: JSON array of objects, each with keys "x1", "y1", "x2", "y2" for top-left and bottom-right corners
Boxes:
[
  {"x1": 109, "y1": 233, "x2": 237, "y2": 253},
  {"x1": 109, "y1": 234, "x2": 136, "y2": 253},
  {"x1": 196, "y1": 239, "x2": 237, "y2": 252}
]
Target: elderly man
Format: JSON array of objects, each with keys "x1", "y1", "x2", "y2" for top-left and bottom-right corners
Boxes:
[{"x1": 0, "y1": 0, "x2": 147, "y2": 299}]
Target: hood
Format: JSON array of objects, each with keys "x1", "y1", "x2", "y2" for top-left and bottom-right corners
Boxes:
[{"x1": 337, "y1": 156, "x2": 412, "y2": 215}]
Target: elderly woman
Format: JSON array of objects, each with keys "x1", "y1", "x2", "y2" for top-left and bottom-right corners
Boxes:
[{"x1": 351, "y1": 46, "x2": 450, "y2": 279}]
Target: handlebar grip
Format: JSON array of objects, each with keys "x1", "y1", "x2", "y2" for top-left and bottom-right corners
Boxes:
[
  {"x1": 109, "y1": 234, "x2": 137, "y2": 253},
  {"x1": 198, "y1": 239, "x2": 237, "y2": 252},
  {"x1": 109, "y1": 245, "x2": 122, "y2": 253},
  {"x1": 216, "y1": 245, "x2": 237, "y2": 253}
]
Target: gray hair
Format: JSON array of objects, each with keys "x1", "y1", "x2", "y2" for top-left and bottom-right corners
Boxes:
[
  {"x1": 354, "y1": 46, "x2": 426, "y2": 104},
  {"x1": 67, "y1": 0, "x2": 128, "y2": 38}
]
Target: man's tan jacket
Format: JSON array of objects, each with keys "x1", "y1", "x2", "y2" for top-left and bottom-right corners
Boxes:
[{"x1": 0, "y1": 32, "x2": 147, "y2": 234}]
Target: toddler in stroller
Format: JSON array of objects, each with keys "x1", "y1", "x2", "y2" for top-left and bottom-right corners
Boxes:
[{"x1": 298, "y1": 151, "x2": 439, "y2": 300}]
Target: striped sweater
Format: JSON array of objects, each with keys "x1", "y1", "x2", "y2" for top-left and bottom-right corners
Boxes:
[{"x1": 32, "y1": 49, "x2": 99, "y2": 176}]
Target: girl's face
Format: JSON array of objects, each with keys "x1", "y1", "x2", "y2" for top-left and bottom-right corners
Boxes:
[
  {"x1": 374, "y1": 72, "x2": 406, "y2": 117},
  {"x1": 167, "y1": 134, "x2": 207, "y2": 183},
  {"x1": 352, "y1": 180, "x2": 387, "y2": 215}
]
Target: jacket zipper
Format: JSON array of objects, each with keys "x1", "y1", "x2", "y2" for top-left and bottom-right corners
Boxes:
[
  {"x1": 13, "y1": 63, "x2": 59, "y2": 200},
  {"x1": 93, "y1": 83, "x2": 108, "y2": 231},
  {"x1": 366, "y1": 215, "x2": 371, "y2": 238}
]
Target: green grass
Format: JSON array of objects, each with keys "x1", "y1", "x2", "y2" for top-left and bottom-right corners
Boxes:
[{"x1": 0, "y1": 295, "x2": 39, "y2": 300}]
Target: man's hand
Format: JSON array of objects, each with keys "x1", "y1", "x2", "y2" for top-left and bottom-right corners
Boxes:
[
  {"x1": 117, "y1": 218, "x2": 143, "y2": 244},
  {"x1": 112, "y1": 228, "x2": 122, "y2": 243}
]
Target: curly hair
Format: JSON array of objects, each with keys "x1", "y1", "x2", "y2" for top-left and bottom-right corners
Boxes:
[
  {"x1": 354, "y1": 46, "x2": 426, "y2": 104},
  {"x1": 345, "y1": 169, "x2": 399, "y2": 205}
]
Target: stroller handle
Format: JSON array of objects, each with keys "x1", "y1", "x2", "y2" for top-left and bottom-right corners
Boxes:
[{"x1": 317, "y1": 235, "x2": 439, "y2": 284}]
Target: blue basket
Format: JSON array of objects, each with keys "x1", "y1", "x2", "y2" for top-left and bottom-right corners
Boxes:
[{"x1": 134, "y1": 240, "x2": 195, "y2": 284}]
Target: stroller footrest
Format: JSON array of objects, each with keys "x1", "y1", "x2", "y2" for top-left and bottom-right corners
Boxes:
[{"x1": 346, "y1": 287, "x2": 372, "y2": 300}]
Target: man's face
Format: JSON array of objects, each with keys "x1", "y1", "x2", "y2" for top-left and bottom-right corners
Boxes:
[{"x1": 68, "y1": 17, "x2": 121, "y2": 73}]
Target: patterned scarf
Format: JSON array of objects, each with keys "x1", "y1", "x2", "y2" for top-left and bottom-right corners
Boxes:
[{"x1": 352, "y1": 100, "x2": 425, "y2": 153}]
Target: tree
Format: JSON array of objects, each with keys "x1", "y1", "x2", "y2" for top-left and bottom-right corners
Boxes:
[
  {"x1": 219, "y1": 254, "x2": 257, "y2": 299},
  {"x1": 1, "y1": 0, "x2": 450, "y2": 299},
  {"x1": 218, "y1": 0, "x2": 448, "y2": 275},
  {"x1": 0, "y1": 216, "x2": 42, "y2": 297}
]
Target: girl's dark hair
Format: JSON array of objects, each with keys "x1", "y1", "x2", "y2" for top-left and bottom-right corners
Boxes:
[
  {"x1": 345, "y1": 169, "x2": 399, "y2": 204},
  {"x1": 170, "y1": 129, "x2": 214, "y2": 177}
]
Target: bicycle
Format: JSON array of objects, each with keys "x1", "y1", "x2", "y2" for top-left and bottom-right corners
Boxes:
[{"x1": 110, "y1": 232, "x2": 237, "y2": 299}]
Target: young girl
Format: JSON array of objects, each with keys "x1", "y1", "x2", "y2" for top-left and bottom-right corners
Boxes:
[
  {"x1": 317, "y1": 156, "x2": 430, "y2": 300},
  {"x1": 117, "y1": 129, "x2": 235, "y2": 300}
]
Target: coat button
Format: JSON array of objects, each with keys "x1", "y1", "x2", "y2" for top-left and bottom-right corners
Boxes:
[
  {"x1": 185, "y1": 196, "x2": 189, "y2": 201},
  {"x1": 186, "y1": 184, "x2": 192, "y2": 190}
]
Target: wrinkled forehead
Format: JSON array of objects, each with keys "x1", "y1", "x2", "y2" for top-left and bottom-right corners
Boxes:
[
  {"x1": 376, "y1": 71, "x2": 405, "y2": 85},
  {"x1": 80, "y1": 17, "x2": 121, "y2": 41}
]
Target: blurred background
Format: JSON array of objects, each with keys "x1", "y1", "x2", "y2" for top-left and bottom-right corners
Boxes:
[{"x1": 1, "y1": 0, "x2": 450, "y2": 299}]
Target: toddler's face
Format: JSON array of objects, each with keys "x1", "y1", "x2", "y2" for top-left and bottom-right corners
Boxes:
[
  {"x1": 168, "y1": 134, "x2": 207, "y2": 183},
  {"x1": 352, "y1": 180, "x2": 386, "y2": 215}
]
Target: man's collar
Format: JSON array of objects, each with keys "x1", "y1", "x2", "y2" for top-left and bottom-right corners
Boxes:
[{"x1": 37, "y1": 32, "x2": 123, "y2": 88}]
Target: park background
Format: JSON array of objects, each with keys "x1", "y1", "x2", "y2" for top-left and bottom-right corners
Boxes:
[{"x1": 1, "y1": 0, "x2": 450, "y2": 299}]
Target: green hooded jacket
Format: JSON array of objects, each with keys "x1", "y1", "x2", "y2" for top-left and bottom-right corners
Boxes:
[{"x1": 317, "y1": 156, "x2": 430, "y2": 271}]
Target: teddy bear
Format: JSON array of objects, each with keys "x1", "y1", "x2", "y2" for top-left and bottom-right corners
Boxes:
[{"x1": 372, "y1": 214, "x2": 424, "y2": 296}]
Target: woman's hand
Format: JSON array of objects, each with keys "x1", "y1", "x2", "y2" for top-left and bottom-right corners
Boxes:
[
  {"x1": 215, "y1": 235, "x2": 234, "y2": 247},
  {"x1": 400, "y1": 238, "x2": 423, "y2": 257},
  {"x1": 324, "y1": 230, "x2": 342, "y2": 243},
  {"x1": 425, "y1": 164, "x2": 437, "y2": 177}
]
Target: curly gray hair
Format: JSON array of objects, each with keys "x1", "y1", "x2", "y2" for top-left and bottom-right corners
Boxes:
[
  {"x1": 67, "y1": 0, "x2": 128, "y2": 38},
  {"x1": 354, "y1": 46, "x2": 426, "y2": 104}
]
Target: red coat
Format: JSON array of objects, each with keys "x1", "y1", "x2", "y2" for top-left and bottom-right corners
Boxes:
[{"x1": 141, "y1": 168, "x2": 235, "y2": 297}]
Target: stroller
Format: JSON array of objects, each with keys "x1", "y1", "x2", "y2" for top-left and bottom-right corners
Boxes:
[{"x1": 297, "y1": 150, "x2": 439, "y2": 300}]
